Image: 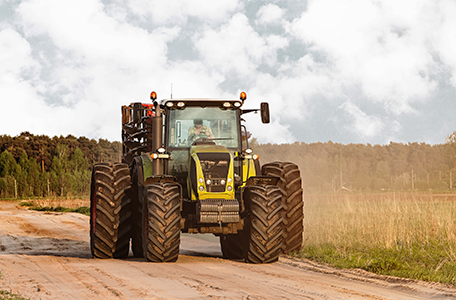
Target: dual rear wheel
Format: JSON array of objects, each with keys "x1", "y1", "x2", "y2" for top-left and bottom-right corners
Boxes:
[
  {"x1": 220, "y1": 161, "x2": 304, "y2": 261},
  {"x1": 262, "y1": 162, "x2": 304, "y2": 254},
  {"x1": 90, "y1": 162, "x2": 181, "y2": 262},
  {"x1": 90, "y1": 163, "x2": 132, "y2": 258}
]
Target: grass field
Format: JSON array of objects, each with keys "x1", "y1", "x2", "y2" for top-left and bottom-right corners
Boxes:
[{"x1": 292, "y1": 192, "x2": 456, "y2": 284}]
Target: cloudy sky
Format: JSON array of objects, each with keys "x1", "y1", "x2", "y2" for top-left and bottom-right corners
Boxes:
[{"x1": 1, "y1": 0, "x2": 456, "y2": 145}]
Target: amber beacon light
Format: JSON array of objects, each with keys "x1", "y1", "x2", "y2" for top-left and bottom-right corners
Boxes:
[
  {"x1": 150, "y1": 91, "x2": 157, "y2": 100},
  {"x1": 240, "y1": 91, "x2": 247, "y2": 101}
]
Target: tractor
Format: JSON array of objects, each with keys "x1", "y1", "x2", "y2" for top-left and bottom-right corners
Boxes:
[{"x1": 90, "y1": 91, "x2": 304, "y2": 263}]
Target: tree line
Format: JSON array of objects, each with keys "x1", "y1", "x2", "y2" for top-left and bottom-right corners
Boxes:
[
  {"x1": 2, "y1": 131, "x2": 456, "y2": 198},
  {"x1": 252, "y1": 132, "x2": 456, "y2": 192},
  {"x1": 0, "y1": 132, "x2": 121, "y2": 198}
]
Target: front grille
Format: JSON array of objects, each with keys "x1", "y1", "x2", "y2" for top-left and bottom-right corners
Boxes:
[
  {"x1": 197, "y1": 153, "x2": 230, "y2": 192},
  {"x1": 206, "y1": 178, "x2": 226, "y2": 192}
]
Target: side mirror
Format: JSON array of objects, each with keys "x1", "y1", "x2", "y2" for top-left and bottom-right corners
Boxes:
[{"x1": 260, "y1": 102, "x2": 270, "y2": 124}]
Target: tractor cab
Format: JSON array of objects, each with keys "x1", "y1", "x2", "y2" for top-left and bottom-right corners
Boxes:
[{"x1": 161, "y1": 99, "x2": 246, "y2": 200}]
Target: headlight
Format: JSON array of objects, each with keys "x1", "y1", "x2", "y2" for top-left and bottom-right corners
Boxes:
[
  {"x1": 223, "y1": 102, "x2": 231, "y2": 108},
  {"x1": 198, "y1": 178, "x2": 204, "y2": 183},
  {"x1": 221, "y1": 179, "x2": 226, "y2": 185},
  {"x1": 199, "y1": 186, "x2": 204, "y2": 191},
  {"x1": 227, "y1": 186, "x2": 232, "y2": 191},
  {"x1": 166, "y1": 102, "x2": 174, "y2": 108},
  {"x1": 228, "y1": 178, "x2": 232, "y2": 183},
  {"x1": 206, "y1": 179, "x2": 212, "y2": 185}
]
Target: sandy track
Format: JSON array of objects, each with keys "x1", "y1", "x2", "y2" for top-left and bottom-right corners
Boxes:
[{"x1": 1, "y1": 201, "x2": 455, "y2": 300}]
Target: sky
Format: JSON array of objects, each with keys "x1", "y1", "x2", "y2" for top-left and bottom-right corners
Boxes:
[{"x1": 1, "y1": 0, "x2": 456, "y2": 145}]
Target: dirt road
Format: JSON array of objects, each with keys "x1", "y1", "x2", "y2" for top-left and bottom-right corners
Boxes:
[{"x1": 1, "y1": 201, "x2": 455, "y2": 300}]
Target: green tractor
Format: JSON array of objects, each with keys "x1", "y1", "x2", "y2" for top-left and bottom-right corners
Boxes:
[{"x1": 90, "y1": 91, "x2": 304, "y2": 263}]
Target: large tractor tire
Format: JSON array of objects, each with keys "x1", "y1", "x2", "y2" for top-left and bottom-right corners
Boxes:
[
  {"x1": 142, "y1": 182, "x2": 181, "y2": 262},
  {"x1": 262, "y1": 162, "x2": 304, "y2": 254},
  {"x1": 90, "y1": 163, "x2": 132, "y2": 258},
  {"x1": 220, "y1": 233, "x2": 244, "y2": 259},
  {"x1": 130, "y1": 158, "x2": 145, "y2": 258},
  {"x1": 244, "y1": 185, "x2": 283, "y2": 264}
]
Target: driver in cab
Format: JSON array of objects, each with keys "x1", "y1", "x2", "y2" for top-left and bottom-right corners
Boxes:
[{"x1": 188, "y1": 119, "x2": 213, "y2": 143}]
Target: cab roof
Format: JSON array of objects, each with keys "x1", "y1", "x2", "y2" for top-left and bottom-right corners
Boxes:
[{"x1": 160, "y1": 98, "x2": 244, "y2": 109}]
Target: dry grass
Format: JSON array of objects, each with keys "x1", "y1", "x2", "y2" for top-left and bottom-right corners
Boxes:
[
  {"x1": 296, "y1": 192, "x2": 456, "y2": 283},
  {"x1": 304, "y1": 192, "x2": 456, "y2": 251},
  {"x1": 26, "y1": 198, "x2": 90, "y2": 209}
]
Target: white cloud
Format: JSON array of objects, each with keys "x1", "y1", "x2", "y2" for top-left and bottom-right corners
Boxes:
[
  {"x1": 126, "y1": 0, "x2": 240, "y2": 25},
  {"x1": 14, "y1": 0, "x2": 188, "y2": 140},
  {"x1": 193, "y1": 12, "x2": 290, "y2": 86},
  {"x1": 0, "y1": 28, "x2": 36, "y2": 83},
  {"x1": 291, "y1": 0, "x2": 438, "y2": 115},
  {"x1": 0, "y1": 28, "x2": 74, "y2": 137},
  {"x1": 194, "y1": 13, "x2": 268, "y2": 76},
  {"x1": 256, "y1": 4, "x2": 284, "y2": 25},
  {"x1": 243, "y1": 112, "x2": 295, "y2": 144},
  {"x1": 1, "y1": 0, "x2": 456, "y2": 145},
  {"x1": 432, "y1": 0, "x2": 456, "y2": 87},
  {"x1": 340, "y1": 102, "x2": 384, "y2": 138},
  {"x1": 18, "y1": 0, "x2": 176, "y2": 66}
]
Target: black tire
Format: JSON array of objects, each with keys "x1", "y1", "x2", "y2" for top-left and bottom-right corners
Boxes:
[
  {"x1": 220, "y1": 233, "x2": 244, "y2": 259},
  {"x1": 130, "y1": 158, "x2": 144, "y2": 258},
  {"x1": 142, "y1": 182, "x2": 181, "y2": 262},
  {"x1": 262, "y1": 162, "x2": 304, "y2": 254},
  {"x1": 90, "y1": 163, "x2": 132, "y2": 258},
  {"x1": 244, "y1": 185, "x2": 283, "y2": 264}
]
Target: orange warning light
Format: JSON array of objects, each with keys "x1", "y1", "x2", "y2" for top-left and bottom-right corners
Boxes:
[
  {"x1": 240, "y1": 91, "x2": 247, "y2": 101},
  {"x1": 150, "y1": 91, "x2": 157, "y2": 100}
]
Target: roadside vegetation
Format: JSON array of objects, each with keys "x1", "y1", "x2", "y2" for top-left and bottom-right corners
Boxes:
[
  {"x1": 291, "y1": 192, "x2": 456, "y2": 285},
  {"x1": 18, "y1": 199, "x2": 89, "y2": 216},
  {"x1": 0, "y1": 290, "x2": 29, "y2": 300},
  {"x1": 0, "y1": 272, "x2": 29, "y2": 300}
]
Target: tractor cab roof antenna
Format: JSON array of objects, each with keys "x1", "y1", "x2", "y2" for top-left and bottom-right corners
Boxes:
[{"x1": 171, "y1": 83, "x2": 173, "y2": 99}]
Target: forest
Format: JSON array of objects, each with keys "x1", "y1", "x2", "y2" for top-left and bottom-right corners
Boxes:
[
  {"x1": 0, "y1": 132, "x2": 121, "y2": 198},
  {"x1": 251, "y1": 134, "x2": 456, "y2": 193},
  {"x1": 1, "y1": 131, "x2": 456, "y2": 198}
]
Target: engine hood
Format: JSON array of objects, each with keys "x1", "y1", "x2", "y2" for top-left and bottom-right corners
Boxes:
[{"x1": 188, "y1": 144, "x2": 235, "y2": 200}]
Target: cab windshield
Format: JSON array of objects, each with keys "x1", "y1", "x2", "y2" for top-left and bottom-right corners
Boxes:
[{"x1": 167, "y1": 107, "x2": 239, "y2": 149}]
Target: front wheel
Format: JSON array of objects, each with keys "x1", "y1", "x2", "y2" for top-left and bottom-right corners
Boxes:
[
  {"x1": 142, "y1": 182, "x2": 181, "y2": 262},
  {"x1": 244, "y1": 184, "x2": 283, "y2": 264}
]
